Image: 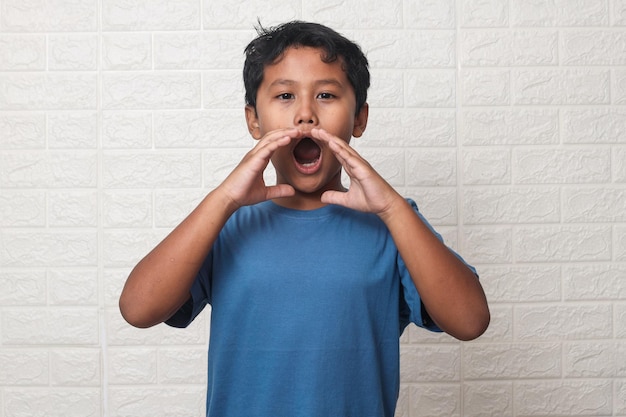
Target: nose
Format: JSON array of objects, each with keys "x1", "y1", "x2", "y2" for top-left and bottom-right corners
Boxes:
[{"x1": 294, "y1": 98, "x2": 318, "y2": 126}]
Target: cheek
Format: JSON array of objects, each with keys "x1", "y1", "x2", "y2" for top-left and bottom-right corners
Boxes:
[
  {"x1": 255, "y1": 108, "x2": 284, "y2": 131},
  {"x1": 327, "y1": 111, "x2": 355, "y2": 138},
  {"x1": 270, "y1": 146, "x2": 293, "y2": 166}
]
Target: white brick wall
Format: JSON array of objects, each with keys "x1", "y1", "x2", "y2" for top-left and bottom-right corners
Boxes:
[{"x1": 0, "y1": 0, "x2": 624, "y2": 416}]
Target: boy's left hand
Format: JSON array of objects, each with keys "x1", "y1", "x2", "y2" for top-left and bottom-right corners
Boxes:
[
  {"x1": 312, "y1": 128, "x2": 402, "y2": 217},
  {"x1": 312, "y1": 129, "x2": 490, "y2": 341}
]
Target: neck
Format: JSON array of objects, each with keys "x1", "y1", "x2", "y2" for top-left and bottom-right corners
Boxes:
[{"x1": 271, "y1": 191, "x2": 329, "y2": 211}]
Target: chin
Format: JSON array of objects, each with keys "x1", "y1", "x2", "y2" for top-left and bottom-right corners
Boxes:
[{"x1": 292, "y1": 182, "x2": 326, "y2": 196}]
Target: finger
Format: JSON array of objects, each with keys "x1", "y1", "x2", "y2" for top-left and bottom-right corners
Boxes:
[
  {"x1": 257, "y1": 135, "x2": 292, "y2": 157},
  {"x1": 262, "y1": 128, "x2": 300, "y2": 144},
  {"x1": 311, "y1": 128, "x2": 343, "y2": 148},
  {"x1": 329, "y1": 142, "x2": 373, "y2": 182},
  {"x1": 312, "y1": 128, "x2": 362, "y2": 169},
  {"x1": 244, "y1": 132, "x2": 295, "y2": 169},
  {"x1": 253, "y1": 129, "x2": 298, "y2": 154},
  {"x1": 265, "y1": 184, "x2": 296, "y2": 200},
  {"x1": 320, "y1": 190, "x2": 349, "y2": 207}
]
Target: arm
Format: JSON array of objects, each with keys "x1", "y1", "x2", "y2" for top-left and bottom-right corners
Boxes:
[
  {"x1": 119, "y1": 189, "x2": 235, "y2": 328},
  {"x1": 119, "y1": 129, "x2": 298, "y2": 328},
  {"x1": 378, "y1": 197, "x2": 489, "y2": 340},
  {"x1": 314, "y1": 128, "x2": 490, "y2": 340}
]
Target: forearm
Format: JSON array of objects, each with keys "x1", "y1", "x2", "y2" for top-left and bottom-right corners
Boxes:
[
  {"x1": 119, "y1": 188, "x2": 237, "y2": 328},
  {"x1": 380, "y1": 197, "x2": 490, "y2": 341}
]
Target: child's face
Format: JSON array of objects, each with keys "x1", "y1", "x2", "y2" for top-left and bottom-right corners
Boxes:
[{"x1": 245, "y1": 46, "x2": 368, "y2": 200}]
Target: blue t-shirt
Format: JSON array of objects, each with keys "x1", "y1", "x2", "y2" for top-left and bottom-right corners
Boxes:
[{"x1": 166, "y1": 199, "x2": 473, "y2": 417}]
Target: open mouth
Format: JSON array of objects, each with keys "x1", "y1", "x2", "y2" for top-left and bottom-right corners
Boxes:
[{"x1": 293, "y1": 137, "x2": 322, "y2": 169}]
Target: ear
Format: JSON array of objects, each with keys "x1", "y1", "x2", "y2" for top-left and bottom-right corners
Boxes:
[
  {"x1": 352, "y1": 103, "x2": 369, "y2": 138},
  {"x1": 245, "y1": 105, "x2": 262, "y2": 139}
]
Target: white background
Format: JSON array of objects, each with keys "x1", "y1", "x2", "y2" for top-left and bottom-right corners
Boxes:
[{"x1": 1, "y1": 0, "x2": 625, "y2": 416}]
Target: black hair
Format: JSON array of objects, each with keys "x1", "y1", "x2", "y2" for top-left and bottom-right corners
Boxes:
[{"x1": 243, "y1": 21, "x2": 370, "y2": 115}]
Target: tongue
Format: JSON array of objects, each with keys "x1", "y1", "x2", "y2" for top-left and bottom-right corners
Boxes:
[{"x1": 293, "y1": 138, "x2": 321, "y2": 163}]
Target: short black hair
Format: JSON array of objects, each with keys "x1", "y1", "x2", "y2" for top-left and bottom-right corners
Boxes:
[{"x1": 243, "y1": 21, "x2": 370, "y2": 115}]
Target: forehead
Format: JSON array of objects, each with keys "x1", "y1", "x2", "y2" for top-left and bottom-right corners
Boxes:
[{"x1": 261, "y1": 46, "x2": 349, "y2": 86}]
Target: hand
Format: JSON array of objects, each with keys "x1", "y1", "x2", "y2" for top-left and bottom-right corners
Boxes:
[
  {"x1": 217, "y1": 128, "x2": 298, "y2": 210},
  {"x1": 312, "y1": 128, "x2": 402, "y2": 216}
]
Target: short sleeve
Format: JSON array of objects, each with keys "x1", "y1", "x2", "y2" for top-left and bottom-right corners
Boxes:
[
  {"x1": 164, "y1": 253, "x2": 212, "y2": 328},
  {"x1": 397, "y1": 199, "x2": 478, "y2": 333}
]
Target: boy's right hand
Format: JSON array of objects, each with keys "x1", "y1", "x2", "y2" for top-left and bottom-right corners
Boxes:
[
  {"x1": 120, "y1": 131, "x2": 298, "y2": 329},
  {"x1": 216, "y1": 128, "x2": 298, "y2": 211}
]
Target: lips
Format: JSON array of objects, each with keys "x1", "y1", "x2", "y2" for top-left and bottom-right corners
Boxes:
[{"x1": 292, "y1": 137, "x2": 322, "y2": 173}]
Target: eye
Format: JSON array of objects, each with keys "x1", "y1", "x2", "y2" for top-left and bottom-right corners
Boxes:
[
  {"x1": 277, "y1": 93, "x2": 294, "y2": 100},
  {"x1": 317, "y1": 92, "x2": 335, "y2": 100}
]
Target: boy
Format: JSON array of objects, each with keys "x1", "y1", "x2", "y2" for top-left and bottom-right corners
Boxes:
[{"x1": 120, "y1": 21, "x2": 489, "y2": 417}]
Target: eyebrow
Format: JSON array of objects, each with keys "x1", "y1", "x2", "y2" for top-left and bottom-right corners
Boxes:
[{"x1": 268, "y1": 78, "x2": 345, "y2": 89}]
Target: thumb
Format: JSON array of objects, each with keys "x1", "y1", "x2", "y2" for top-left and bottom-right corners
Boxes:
[
  {"x1": 266, "y1": 184, "x2": 296, "y2": 200},
  {"x1": 321, "y1": 190, "x2": 349, "y2": 207}
]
